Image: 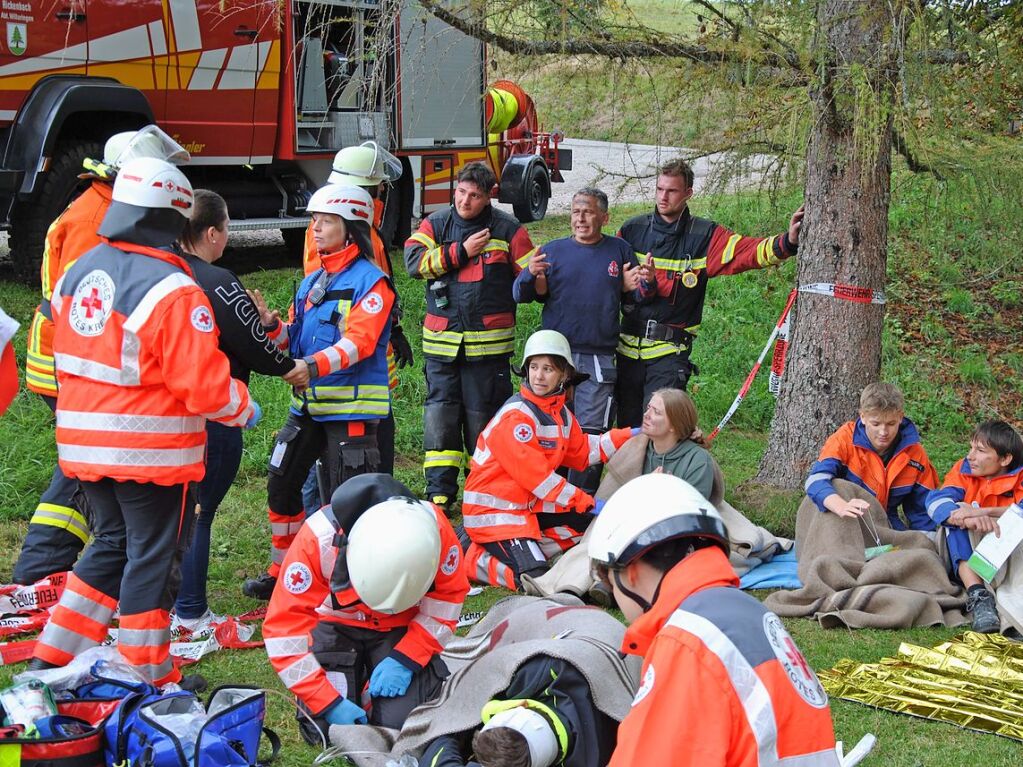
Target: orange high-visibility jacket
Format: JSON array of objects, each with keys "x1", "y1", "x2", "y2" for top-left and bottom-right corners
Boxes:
[
  {"x1": 26, "y1": 181, "x2": 112, "y2": 396},
  {"x1": 462, "y1": 384, "x2": 632, "y2": 544},
  {"x1": 927, "y1": 458, "x2": 1023, "y2": 526},
  {"x1": 262, "y1": 503, "x2": 469, "y2": 714},
  {"x1": 51, "y1": 242, "x2": 254, "y2": 485},
  {"x1": 611, "y1": 547, "x2": 840, "y2": 767}
]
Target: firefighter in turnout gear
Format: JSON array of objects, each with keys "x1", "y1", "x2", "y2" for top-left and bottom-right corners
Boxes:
[
  {"x1": 303, "y1": 141, "x2": 412, "y2": 474},
  {"x1": 616, "y1": 158, "x2": 804, "y2": 426},
  {"x1": 404, "y1": 161, "x2": 534, "y2": 513},
  {"x1": 263, "y1": 474, "x2": 468, "y2": 739},
  {"x1": 26, "y1": 157, "x2": 256, "y2": 689},
  {"x1": 15, "y1": 126, "x2": 189, "y2": 585},
  {"x1": 243, "y1": 184, "x2": 395, "y2": 600},
  {"x1": 462, "y1": 330, "x2": 633, "y2": 590},
  {"x1": 588, "y1": 474, "x2": 840, "y2": 766}
]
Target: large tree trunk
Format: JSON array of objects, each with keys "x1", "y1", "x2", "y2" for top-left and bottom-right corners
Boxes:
[{"x1": 755, "y1": 1, "x2": 907, "y2": 488}]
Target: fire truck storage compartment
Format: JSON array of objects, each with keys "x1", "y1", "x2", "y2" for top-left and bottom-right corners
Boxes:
[{"x1": 294, "y1": 0, "x2": 388, "y2": 153}]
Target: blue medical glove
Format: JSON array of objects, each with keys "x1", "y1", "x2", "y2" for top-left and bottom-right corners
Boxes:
[
  {"x1": 244, "y1": 401, "x2": 262, "y2": 430},
  {"x1": 322, "y1": 698, "x2": 367, "y2": 726},
  {"x1": 591, "y1": 499, "x2": 606, "y2": 516},
  {"x1": 630, "y1": 426, "x2": 642, "y2": 436},
  {"x1": 368, "y1": 657, "x2": 413, "y2": 698}
]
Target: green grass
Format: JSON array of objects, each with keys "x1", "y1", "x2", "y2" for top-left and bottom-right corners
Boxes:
[{"x1": 2, "y1": 166, "x2": 1023, "y2": 764}]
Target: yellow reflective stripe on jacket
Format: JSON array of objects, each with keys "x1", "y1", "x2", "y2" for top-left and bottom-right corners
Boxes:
[
  {"x1": 720, "y1": 233, "x2": 742, "y2": 265},
  {"x1": 516, "y1": 245, "x2": 539, "y2": 269},
  {"x1": 410, "y1": 232, "x2": 447, "y2": 279},
  {"x1": 483, "y1": 239, "x2": 509, "y2": 254},
  {"x1": 30, "y1": 502, "x2": 90, "y2": 544},
  {"x1": 463, "y1": 327, "x2": 515, "y2": 343},
  {"x1": 422, "y1": 328, "x2": 463, "y2": 358},
  {"x1": 651, "y1": 255, "x2": 708, "y2": 272},
  {"x1": 756, "y1": 235, "x2": 782, "y2": 267},
  {"x1": 291, "y1": 384, "x2": 390, "y2": 416},
  {"x1": 617, "y1": 331, "x2": 696, "y2": 359},
  {"x1": 304, "y1": 400, "x2": 391, "y2": 417}
]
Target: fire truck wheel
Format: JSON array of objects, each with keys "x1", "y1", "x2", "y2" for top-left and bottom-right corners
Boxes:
[
  {"x1": 512, "y1": 164, "x2": 549, "y2": 223},
  {"x1": 281, "y1": 227, "x2": 306, "y2": 260},
  {"x1": 10, "y1": 139, "x2": 102, "y2": 284}
]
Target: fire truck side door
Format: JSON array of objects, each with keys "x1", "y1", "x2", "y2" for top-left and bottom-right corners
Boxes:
[
  {"x1": 85, "y1": 0, "x2": 166, "y2": 119},
  {"x1": 0, "y1": 0, "x2": 89, "y2": 110},
  {"x1": 163, "y1": 0, "x2": 267, "y2": 164},
  {"x1": 396, "y1": 0, "x2": 483, "y2": 150}
]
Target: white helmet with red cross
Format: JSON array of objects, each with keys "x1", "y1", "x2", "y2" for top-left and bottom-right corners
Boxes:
[
  {"x1": 307, "y1": 184, "x2": 374, "y2": 223},
  {"x1": 111, "y1": 157, "x2": 193, "y2": 217}
]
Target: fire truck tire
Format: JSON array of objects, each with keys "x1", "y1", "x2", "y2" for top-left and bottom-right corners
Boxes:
[
  {"x1": 281, "y1": 227, "x2": 306, "y2": 260},
  {"x1": 9, "y1": 139, "x2": 102, "y2": 284},
  {"x1": 512, "y1": 164, "x2": 549, "y2": 223}
]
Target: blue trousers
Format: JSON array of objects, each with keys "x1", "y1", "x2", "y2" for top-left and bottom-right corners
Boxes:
[
  {"x1": 174, "y1": 422, "x2": 243, "y2": 619},
  {"x1": 946, "y1": 526, "x2": 974, "y2": 576}
]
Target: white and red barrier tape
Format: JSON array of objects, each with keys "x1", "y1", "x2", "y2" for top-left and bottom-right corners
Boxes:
[{"x1": 798, "y1": 282, "x2": 886, "y2": 305}]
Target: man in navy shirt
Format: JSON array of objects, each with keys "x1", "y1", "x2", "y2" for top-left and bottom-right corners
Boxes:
[{"x1": 513, "y1": 188, "x2": 649, "y2": 493}]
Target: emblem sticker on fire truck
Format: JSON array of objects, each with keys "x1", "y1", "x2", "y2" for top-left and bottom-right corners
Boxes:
[
  {"x1": 283, "y1": 563, "x2": 313, "y2": 594},
  {"x1": 513, "y1": 423, "x2": 534, "y2": 443},
  {"x1": 190, "y1": 306, "x2": 215, "y2": 333},
  {"x1": 69, "y1": 271, "x2": 115, "y2": 337},
  {"x1": 7, "y1": 24, "x2": 27, "y2": 57},
  {"x1": 763, "y1": 612, "x2": 828, "y2": 708},
  {"x1": 361, "y1": 291, "x2": 384, "y2": 315}
]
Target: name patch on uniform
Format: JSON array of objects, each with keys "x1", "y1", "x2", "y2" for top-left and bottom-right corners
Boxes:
[
  {"x1": 538, "y1": 439, "x2": 557, "y2": 449},
  {"x1": 908, "y1": 460, "x2": 924, "y2": 471},
  {"x1": 283, "y1": 562, "x2": 313, "y2": 594},
  {"x1": 190, "y1": 305, "x2": 215, "y2": 333},
  {"x1": 361, "y1": 291, "x2": 384, "y2": 315},
  {"x1": 763, "y1": 612, "x2": 829, "y2": 708},
  {"x1": 632, "y1": 664, "x2": 655, "y2": 706},
  {"x1": 69, "y1": 270, "x2": 115, "y2": 336},
  {"x1": 441, "y1": 544, "x2": 460, "y2": 576},
  {"x1": 513, "y1": 423, "x2": 534, "y2": 443}
]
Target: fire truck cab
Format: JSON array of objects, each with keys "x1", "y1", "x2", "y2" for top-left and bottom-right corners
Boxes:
[{"x1": 0, "y1": 0, "x2": 568, "y2": 281}]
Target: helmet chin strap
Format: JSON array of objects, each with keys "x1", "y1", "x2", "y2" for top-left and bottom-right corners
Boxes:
[{"x1": 612, "y1": 542, "x2": 697, "y2": 614}]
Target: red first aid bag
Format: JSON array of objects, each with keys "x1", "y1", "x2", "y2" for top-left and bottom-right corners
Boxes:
[{"x1": 0, "y1": 698, "x2": 121, "y2": 767}]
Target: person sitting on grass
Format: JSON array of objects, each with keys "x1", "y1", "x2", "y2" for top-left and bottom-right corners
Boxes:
[
  {"x1": 805, "y1": 382, "x2": 939, "y2": 531},
  {"x1": 926, "y1": 420, "x2": 1023, "y2": 633}
]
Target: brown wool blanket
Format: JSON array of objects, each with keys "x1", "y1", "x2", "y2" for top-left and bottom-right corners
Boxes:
[
  {"x1": 523, "y1": 436, "x2": 792, "y2": 598},
  {"x1": 328, "y1": 595, "x2": 640, "y2": 766},
  {"x1": 764, "y1": 479, "x2": 968, "y2": 629}
]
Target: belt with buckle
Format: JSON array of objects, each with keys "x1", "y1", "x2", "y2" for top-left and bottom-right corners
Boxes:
[{"x1": 643, "y1": 320, "x2": 692, "y2": 346}]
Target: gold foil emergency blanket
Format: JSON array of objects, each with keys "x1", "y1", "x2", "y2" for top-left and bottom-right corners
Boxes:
[{"x1": 819, "y1": 632, "x2": 1023, "y2": 741}]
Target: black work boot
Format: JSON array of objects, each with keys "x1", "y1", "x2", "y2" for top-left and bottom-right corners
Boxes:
[
  {"x1": 177, "y1": 674, "x2": 208, "y2": 693},
  {"x1": 967, "y1": 585, "x2": 1000, "y2": 634},
  {"x1": 242, "y1": 572, "x2": 277, "y2": 600}
]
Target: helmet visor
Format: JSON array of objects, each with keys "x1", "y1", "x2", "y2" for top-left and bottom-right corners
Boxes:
[
  {"x1": 360, "y1": 141, "x2": 402, "y2": 182},
  {"x1": 114, "y1": 125, "x2": 190, "y2": 167}
]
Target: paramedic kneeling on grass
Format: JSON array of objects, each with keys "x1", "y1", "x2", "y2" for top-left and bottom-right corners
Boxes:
[
  {"x1": 263, "y1": 474, "x2": 469, "y2": 741},
  {"x1": 588, "y1": 473, "x2": 840, "y2": 766}
]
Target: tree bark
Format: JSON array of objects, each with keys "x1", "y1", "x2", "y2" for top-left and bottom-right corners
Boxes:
[{"x1": 754, "y1": 0, "x2": 907, "y2": 488}]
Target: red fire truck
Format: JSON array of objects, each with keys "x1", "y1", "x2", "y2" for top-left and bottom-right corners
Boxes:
[{"x1": 0, "y1": 0, "x2": 569, "y2": 282}]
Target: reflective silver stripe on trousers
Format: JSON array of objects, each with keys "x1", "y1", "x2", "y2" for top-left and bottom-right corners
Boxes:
[
  {"x1": 56, "y1": 410, "x2": 205, "y2": 434},
  {"x1": 804, "y1": 472, "x2": 833, "y2": 492},
  {"x1": 265, "y1": 634, "x2": 310, "y2": 658},
  {"x1": 36, "y1": 621, "x2": 101, "y2": 658},
  {"x1": 30, "y1": 508, "x2": 90, "y2": 538},
  {"x1": 131, "y1": 659, "x2": 174, "y2": 684},
  {"x1": 462, "y1": 491, "x2": 528, "y2": 511},
  {"x1": 271, "y1": 521, "x2": 304, "y2": 536},
  {"x1": 463, "y1": 512, "x2": 528, "y2": 529},
  {"x1": 271, "y1": 544, "x2": 290, "y2": 565},
  {"x1": 58, "y1": 443, "x2": 206, "y2": 467},
  {"x1": 59, "y1": 589, "x2": 116, "y2": 624},
  {"x1": 279, "y1": 654, "x2": 322, "y2": 690},
  {"x1": 118, "y1": 627, "x2": 169, "y2": 648}
]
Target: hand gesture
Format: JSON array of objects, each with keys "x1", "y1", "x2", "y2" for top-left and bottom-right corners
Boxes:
[
  {"x1": 948, "y1": 502, "x2": 979, "y2": 528},
  {"x1": 788, "y1": 204, "x2": 805, "y2": 246},
  {"x1": 527, "y1": 249, "x2": 549, "y2": 277},
  {"x1": 637, "y1": 254, "x2": 657, "y2": 285},
  {"x1": 464, "y1": 228, "x2": 491, "y2": 259},
  {"x1": 963, "y1": 514, "x2": 1000, "y2": 537},
  {"x1": 622, "y1": 262, "x2": 641, "y2": 292},
  {"x1": 247, "y1": 289, "x2": 279, "y2": 326},
  {"x1": 283, "y1": 359, "x2": 310, "y2": 391},
  {"x1": 828, "y1": 497, "x2": 870, "y2": 518}
]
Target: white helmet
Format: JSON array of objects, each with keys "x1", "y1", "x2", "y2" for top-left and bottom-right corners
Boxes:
[
  {"x1": 307, "y1": 184, "x2": 374, "y2": 223},
  {"x1": 588, "y1": 474, "x2": 728, "y2": 569},
  {"x1": 111, "y1": 157, "x2": 193, "y2": 217},
  {"x1": 105, "y1": 125, "x2": 190, "y2": 168},
  {"x1": 346, "y1": 497, "x2": 441, "y2": 614},
  {"x1": 328, "y1": 141, "x2": 402, "y2": 185},
  {"x1": 480, "y1": 703, "x2": 560, "y2": 767},
  {"x1": 519, "y1": 329, "x2": 573, "y2": 371}
]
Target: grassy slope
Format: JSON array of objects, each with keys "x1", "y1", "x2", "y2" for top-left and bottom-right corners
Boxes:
[{"x1": 2, "y1": 168, "x2": 1022, "y2": 763}]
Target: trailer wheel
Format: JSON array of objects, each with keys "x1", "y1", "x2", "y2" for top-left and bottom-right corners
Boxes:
[
  {"x1": 9, "y1": 139, "x2": 102, "y2": 284},
  {"x1": 281, "y1": 227, "x2": 307, "y2": 260},
  {"x1": 512, "y1": 164, "x2": 549, "y2": 223}
]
